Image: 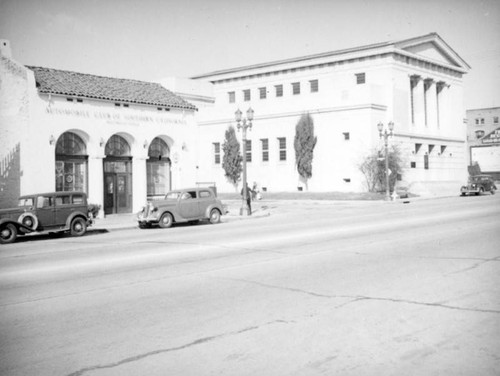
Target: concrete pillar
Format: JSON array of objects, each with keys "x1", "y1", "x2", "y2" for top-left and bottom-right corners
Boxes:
[
  {"x1": 88, "y1": 155, "x2": 104, "y2": 218},
  {"x1": 132, "y1": 156, "x2": 148, "y2": 212}
]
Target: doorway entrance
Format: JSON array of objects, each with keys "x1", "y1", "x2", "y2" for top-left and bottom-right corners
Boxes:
[
  {"x1": 104, "y1": 164, "x2": 132, "y2": 214},
  {"x1": 103, "y1": 135, "x2": 133, "y2": 215}
]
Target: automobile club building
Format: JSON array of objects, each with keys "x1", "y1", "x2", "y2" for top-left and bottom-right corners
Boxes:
[{"x1": 1, "y1": 33, "x2": 471, "y2": 215}]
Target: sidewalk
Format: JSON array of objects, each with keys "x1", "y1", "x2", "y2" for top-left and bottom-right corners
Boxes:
[
  {"x1": 89, "y1": 194, "x2": 452, "y2": 232},
  {"x1": 90, "y1": 200, "x2": 271, "y2": 232}
]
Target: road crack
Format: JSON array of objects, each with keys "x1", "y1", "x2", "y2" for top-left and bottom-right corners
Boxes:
[
  {"x1": 66, "y1": 319, "x2": 288, "y2": 376},
  {"x1": 221, "y1": 278, "x2": 500, "y2": 315}
]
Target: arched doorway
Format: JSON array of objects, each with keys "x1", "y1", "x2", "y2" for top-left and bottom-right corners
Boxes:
[
  {"x1": 55, "y1": 132, "x2": 88, "y2": 192},
  {"x1": 147, "y1": 137, "x2": 171, "y2": 198},
  {"x1": 103, "y1": 135, "x2": 132, "y2": 214}
]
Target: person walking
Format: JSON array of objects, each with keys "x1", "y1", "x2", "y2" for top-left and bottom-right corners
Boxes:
[{"x1": 241, "y1": 183, "x2": 253, "y2": 215}]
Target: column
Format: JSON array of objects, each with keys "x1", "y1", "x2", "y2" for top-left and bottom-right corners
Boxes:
[
  {"x1": 132, "y1": 156, "x2": 148, "y2": 213},
  {"x1": 88, "y1": 155, "x2": 104, "y2": 218}
]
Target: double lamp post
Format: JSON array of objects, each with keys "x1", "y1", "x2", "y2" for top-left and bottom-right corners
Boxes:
[
  {"x1": 377, "y1": 121, "x2": 394, "y2": 200},
  {"x1": 235, "y1": 108, "x2": 254, "y2": 215}
]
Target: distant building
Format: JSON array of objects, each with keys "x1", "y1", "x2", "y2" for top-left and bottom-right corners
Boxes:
[
  {"x1": 466, "y1": 107, "x2": 500, "y2": 179},
  {"x1": 0, "y1": 39, "x2": 198, "y2": 214},
  {"x1": 190, "y1": 33, "x2": 470, "y2": 195}
]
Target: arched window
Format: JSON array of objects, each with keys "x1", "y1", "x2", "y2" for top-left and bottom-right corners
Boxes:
[
  {"x1": 147, "y1": 138, "x2": 171, "y2": 196},
  {"x1": 55, "y1": 132, "x2": 88, "y2": 192},
  {"x1": 105, "y1": 135, "x2": 131, "y2": 156}
]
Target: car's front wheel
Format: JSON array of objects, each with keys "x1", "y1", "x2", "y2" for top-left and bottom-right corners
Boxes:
[
  {"x1": 159, "y1": 213, "x2": 173, "y2": 228},
  {"x1": 0, "y1": 224, "x2": 17, "y2": 244},
  {"x1": 70, "y1": 217, "x2": 87, "y2": 237},
  {"x1": 209, "y1": 209, "x2": 221, "y2": 224}
]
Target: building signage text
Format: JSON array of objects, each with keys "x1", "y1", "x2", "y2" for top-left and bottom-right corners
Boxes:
[
  {"x1": 45, "y1": 106, "x2": 187, "y2": 126},
  {"x1": 482, "y1": 128, "x2": 500, "y2": 144}
]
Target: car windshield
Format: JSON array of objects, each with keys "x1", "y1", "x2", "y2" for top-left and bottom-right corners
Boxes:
[
  {"x1": 18, "y1": 198, "x2": 34, "y2": 207},
  {"x1": 165, "y1": 192, "x2": 181, "y2": 200}
]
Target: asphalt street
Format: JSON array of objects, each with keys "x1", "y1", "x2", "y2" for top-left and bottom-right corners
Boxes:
[{"x1": 0, "y1": 195, "x2": 499, "y2": 375}]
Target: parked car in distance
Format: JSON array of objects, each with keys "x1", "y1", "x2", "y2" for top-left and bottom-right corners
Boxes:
[
  {"x1": 0, "y1": 191, "x2": 94, "y2": 244},
  {"x1": 137, "y1": 187, "x2": 226, "y2": 229},
  {"x1": 460, "y1": 175, "x2": 497, "y2": 196}
]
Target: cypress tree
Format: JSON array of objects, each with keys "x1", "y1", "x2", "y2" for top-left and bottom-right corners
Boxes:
[
  {"x1": 294, "y1": 113, "x2": 317, "y2": 185},
  {"x1": 222, "y1": 125, "x2": 243, "y2": 188}
]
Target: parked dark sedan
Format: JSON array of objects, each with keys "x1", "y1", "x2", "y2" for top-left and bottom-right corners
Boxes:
[
  {"x1": 460, "y1": 175, "x2": 497, "y2": 196},
  {"x1": 0, "y1": 191, "x2": 93, "y2": 244},
  {"x1": 137, "y1": 187, "x2": 226, "y2": 229}
]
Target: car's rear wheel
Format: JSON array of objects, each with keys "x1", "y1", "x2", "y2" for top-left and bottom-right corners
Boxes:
[
  {"x1": 209, "y1": 209, "x2": 221, "y2": 224},
  {"x1": 0, "y1": 224, "x2": 17, "y2": 244},
  {"x1": 70, "y1": 217, "x2": 87, "y2": 237},
  {"x1": 159, "y1": 213, "x2": 173, "y2": 228}
]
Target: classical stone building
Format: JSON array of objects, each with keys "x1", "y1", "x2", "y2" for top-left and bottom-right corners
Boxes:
[
  {"x1": 1, "y1": 33, "x2": 472, "y2": 211},
  {"x1": 0, "y1": 40, "x2": 197, "y2": 215},
  {"x1": 189, "y1": 33, "x2": 470, "y2": 195}
]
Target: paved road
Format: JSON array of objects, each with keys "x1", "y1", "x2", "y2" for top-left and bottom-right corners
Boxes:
[{"x1": 1, "y1": 195, "x2": 499, "y2": 375}]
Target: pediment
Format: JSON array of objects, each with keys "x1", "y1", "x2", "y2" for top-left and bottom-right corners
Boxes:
[
  {"x1": 404, "y1": 42, "x2": 458, "y2": 66},
  {"x1": 395, "y1": 33, "x2": 470, "y2": 71}
]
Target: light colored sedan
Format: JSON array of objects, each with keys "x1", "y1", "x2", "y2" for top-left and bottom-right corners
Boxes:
[{"x1": 137, "y1": 187, "x2": 226, "y2": 229}]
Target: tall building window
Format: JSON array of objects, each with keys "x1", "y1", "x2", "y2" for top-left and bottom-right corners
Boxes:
[
  {"x1": 275, "y1": 84, "x2": 283, "y2": 97},
  {"x1": 355, "y1": 73, "x2": 365, "y2": 84},
  {"x1": 278, "y1": 137, "x2": 287, "y2": 161},
  {"x1": 245, "y1": 140, "x2": 252, "y2": 162},
  {"x1": 310, "y1": 79, "x2": 319, "y2": 93},
  {"x1": 147, "y1": 138, "x2": 171, "y2": 196},
  {"x1": 292, "y1": 82, "x2": 300, "y2": 95},
  {"x1": 259, "y1": 87, "x2": 267, "y2": 99},
  {"x1": 55, "y1": 132, "x2": 88, "y2": 193},
  {"x1": 494, "y1": 116, "x2": 499, "y2": 124},
  {"x1": 228, "y1": 91, "x2": 235, "y2": 103},
  {"x1": 213, "y1": 142, "x2": 221, "y2": 164},
  {"x1": 261, "y1": 138, "x2": 269, "y2": 162},
  {"x1": 243, "y1": 89, "x2": 251, "y2": 101}
]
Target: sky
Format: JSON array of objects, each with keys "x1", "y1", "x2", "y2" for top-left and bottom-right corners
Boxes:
[{"x1": 1, "y1": 0, "x2": 499, "y2": 110}]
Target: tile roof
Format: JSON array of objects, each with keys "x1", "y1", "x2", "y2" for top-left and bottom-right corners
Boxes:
[{"x1": 26, "y1": 66, "x2": 197, "y2": 111}]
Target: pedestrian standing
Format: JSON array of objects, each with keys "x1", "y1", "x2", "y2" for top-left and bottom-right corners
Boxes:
[{"x1": 241, "y1": 183, "x2": 252, "y2": 215}]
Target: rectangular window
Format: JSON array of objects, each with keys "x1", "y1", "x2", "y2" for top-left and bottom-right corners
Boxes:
[
  {"x1": 213, "y1": 142, "x2": 221, "y2": 164},
  {"x1": 292, "y1": 82, "x2": 300, "y2": 95},
  {"x1": 410, "y1": 161, "x2": 416, "y2": 168},
  {"x1": 275, "y1": 84, "x2": 283, "y2": 97},
  {"x1": 261, "y1": 138, "x2": 269, "y2": 162},
  {"x1": 475, "y1": 118, "x2": 480, "y2": 125},
  {"x1": 355, "y1": 73, "x2": 365, "y2": 85},
  {"x1": 480, "y1": 118, "x2": 485, "y2": 124},
  {"x1": 310, "y1": 79, "x2": 319, "y2": 93},
  {"x1": 343, "y1": 132, "x2": 350, "y2": 140},
  {"x1": 424, "y1": 154, "x2": 429, "y2": 170},
  {"x1": 494, "y1": 116, "x2": 499, "y2": 124},
  {"x1": 228, "y1": 91, "x2": 235, "y2": 103},
  {"x1": 245, "y1": 140, "x2": 252, "y2": 162},
  {"x1": 259, "y1": 87, "x2": 267, "y2": 99},
  {"x1": 243, "y1": 89, "x2": 251, "y2": 101},
  {"x1": 278, "y1": 137, "x2": 287, "y2": 161}
]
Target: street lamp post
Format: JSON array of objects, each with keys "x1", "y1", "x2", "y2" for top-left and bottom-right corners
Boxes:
[
  {"x1": 235, "y1": 108, "x2": 254, "y2": 215},
  {"x1": 377, "y1": 121, "x2": 394, "y2": 201}
]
